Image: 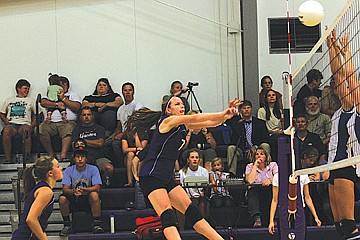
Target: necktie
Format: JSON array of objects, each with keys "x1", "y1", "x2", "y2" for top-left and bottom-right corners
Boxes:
[{"x1": 245, "y1": 122, "x2": 252, "y2": 148}]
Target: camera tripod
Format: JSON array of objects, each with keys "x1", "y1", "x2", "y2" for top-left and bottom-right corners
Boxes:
[{"x1": 186, "y1": 83, "x2": 203, "y2": 113}]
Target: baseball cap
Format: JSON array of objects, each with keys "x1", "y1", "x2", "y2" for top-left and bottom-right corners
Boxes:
[{"x1": 73, "y1": 145, "x2": 88, "y2": 157}]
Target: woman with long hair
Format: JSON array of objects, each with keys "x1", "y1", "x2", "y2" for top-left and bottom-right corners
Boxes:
[
  {"x1": 12, "y1": 156, "x2": 63, "y2": 239},
  {"x1": 135, "y1": 97, "x2": 240, "y2": 239},
  {"x1": 259, "y1": 76, "x2": 283, "y2": 109},
  {"x1": 258, "y1": 89, "x2": 284, "y2": 161}
]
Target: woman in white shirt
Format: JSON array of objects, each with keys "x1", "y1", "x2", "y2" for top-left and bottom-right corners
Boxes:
[{"x1": 268, "y1": 172, "x2": 321, "y2": 235}]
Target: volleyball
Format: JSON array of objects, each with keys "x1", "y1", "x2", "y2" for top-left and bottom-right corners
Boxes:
[{"x1": 298, "y1": 0, "x2": 324, "y2": 27}]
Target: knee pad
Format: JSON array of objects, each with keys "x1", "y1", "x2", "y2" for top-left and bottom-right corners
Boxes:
[
  {"x1": 185, "y1": 203, "x2": 203, "y2": 227},
  {"x1": 340, "y1": 219, "x2": 358, "y2": 238},
  {"x1": 160, "y1": 209, "x2": 178, "y2": 229}
]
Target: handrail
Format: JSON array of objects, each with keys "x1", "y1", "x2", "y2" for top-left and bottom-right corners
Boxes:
[{"x1": 36, "y1": 93, "x2": 41, "y2": 158}]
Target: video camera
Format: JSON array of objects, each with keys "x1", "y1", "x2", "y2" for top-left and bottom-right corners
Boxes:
[{"x1": 187, "y1": 82, "x2": 199, "y2": 88}]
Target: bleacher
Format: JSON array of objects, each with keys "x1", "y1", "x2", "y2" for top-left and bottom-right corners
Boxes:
[{"x1": 1, "y1": 126, "x2": 360, "y2": 240}]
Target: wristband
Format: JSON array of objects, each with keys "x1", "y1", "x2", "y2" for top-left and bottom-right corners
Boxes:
[
  {"x1": 55, "y1": 102, "x2": 58, "y2": 107},
  {"x1": 72, "y1": 189, "x2": 76, "y2": 195},
  {"x1": 62, "y1": 97, "x2": 66, "y2": 102}
]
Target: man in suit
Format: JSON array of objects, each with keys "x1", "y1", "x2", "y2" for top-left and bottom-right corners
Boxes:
[{"x1": 226, "y1": 100, "x2": 270, "y2": 176}]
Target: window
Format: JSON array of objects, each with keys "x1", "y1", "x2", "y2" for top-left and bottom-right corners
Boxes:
[{"x1": 268, "y1": 17, "x2": 321, "y2": 54}]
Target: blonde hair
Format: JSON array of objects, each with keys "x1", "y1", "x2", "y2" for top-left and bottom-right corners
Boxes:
[
  {"x1": 252, "y1": 147, "x2": 272, "y2": 167},
  {"x1": 211, "y1": 157, "x2": 224, "y2": 171}
]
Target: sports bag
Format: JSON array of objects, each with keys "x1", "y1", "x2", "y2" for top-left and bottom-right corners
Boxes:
[{"x1": 135, "y1": 216, "x2": 163, "y2": 240}]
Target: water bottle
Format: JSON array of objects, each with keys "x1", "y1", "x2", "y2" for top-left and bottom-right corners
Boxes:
[{"x1": 109, "y1": 214, "x2": 115, "y2": 233}]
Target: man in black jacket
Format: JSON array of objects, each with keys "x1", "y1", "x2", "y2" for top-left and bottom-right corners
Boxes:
[{"x1": 226, "y1": 100, "x2": 270, "y2": 176}]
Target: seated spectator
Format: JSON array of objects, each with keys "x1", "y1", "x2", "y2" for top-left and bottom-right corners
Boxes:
[
  {"x1": 0, "y1": 79, "x2": 39, "y2": 163},
  {"x1": 258, "y1": 89, "x2": 284, "y2": 161},
  {"x1": 226, "y1": 100, "x2": 270, "y2": 176},
  {"x1": 306, "y1": 96, "x2": 331, "y2": 146},
  {"x1": 72, "y1": 106, "x2": 113, "y2": 186},
  {"x1": 294, "y1": 114, "x2": 326, "y2": 165},
  {"x1": 294, "y1": 69, "x2": 323, "y2": 116},
  {"x1": 46, "y1": 73, "x2": 67, "y2": 122},
  {"x1": 320, "y1": 76, "x2": 341, "y2": 117},
  {"x1": 259, "y1": 75, "x2": 283, "y2": 110},
  {"x1": 162, "y1": 80, "x2": 190, "y2": 114},
  {"x1": 122, "y1": 114, "x2": 149, "y2": 187},
  {"x1": 209, "y1": 158, "x2": 234, "y2": 208},
  {"x1": 181, "y1": 110, "x2": 217, "y2": 171},
  {"x1": 39, "y1": 76, "x2": 81, "y2": 161},
  {"x1": 58, "y1": 139, "x2": 104, "y2": 236},
  {"x1": 178, "y1": 149, "x2": 209, "y2": 231},
  {"x1": 268, "y1": 171, "x2": 321, "y2": 235},
  {"x1": 103, "y1": 82, "x2": 144, "y2": 167},
  {"x1": 245, "y1": 147, "x2": 277, "y2": 228},
  {"x1": 301, "y1": 147, "x2": 333, "y2": 225},
  {"x1": 82, "y1": 78, "x2": 123, "y2": 136}
]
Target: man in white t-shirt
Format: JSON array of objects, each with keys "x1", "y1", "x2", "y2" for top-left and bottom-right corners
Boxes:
[
  {"x1": 39, "y1": 76, "x2": 81, "y2": 161},
  {"x1": 103, "y1": 82, "x2": 144, "y2": 166},
  {"x1": 0, "y1": 80, "x2": 40, "y2": 163}
]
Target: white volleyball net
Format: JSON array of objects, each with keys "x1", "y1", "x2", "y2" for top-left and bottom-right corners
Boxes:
[{"x1": 291, "y1": 0, "x2": 360, "y2": 175}]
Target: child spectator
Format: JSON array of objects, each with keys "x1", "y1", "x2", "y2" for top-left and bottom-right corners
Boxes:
[
  {"x1": 209, "y1": 158, "x2": 234, "y2": 207},
  {"x1": 46, "y1": 73, "x2": 67, "y2": 122},
  {"x1": 122, "y1": 120, "x2": 149, "y2": 187},
  {"x1": 178, "y1": 149, "x2": 209, "y2": 230}
]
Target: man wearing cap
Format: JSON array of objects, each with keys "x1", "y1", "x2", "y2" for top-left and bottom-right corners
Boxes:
[
  {"x1": 72, "y1": 106, "x2": 114, "y2": 186},
  {"x1": 58, "y1": 138, "x2": 104, "y2": 236},
  {"x1": 226, "y1": 100, "x2": 270, "y2": 176}
]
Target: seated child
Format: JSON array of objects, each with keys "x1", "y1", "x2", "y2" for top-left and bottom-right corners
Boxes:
[
  {"x1": 46, "y1": 73, "x2": 67, "y2": 122},
  {"x1": 209, "y1": 157, "x2": 234, "y2": 207}
]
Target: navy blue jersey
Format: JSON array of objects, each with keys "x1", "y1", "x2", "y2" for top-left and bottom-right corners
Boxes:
[
  {"x1": 139, "y1": 115, "x2": 187, "y2": 182},
  {"x1": 12, "y1": 182, "x2": 54, "y2": 240}
]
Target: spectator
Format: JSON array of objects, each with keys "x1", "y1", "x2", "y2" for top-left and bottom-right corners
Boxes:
[
  {"x1": 268, "y1": 169, "x2": 321, "y2": 235},
  {"x1": 306, "y1": 96, "x2": 331, "y2": 146},
  {"x1": 82, "y1": 78, "x2": 123, "y2": 136},
  {"x1": 209, "y1": 158, "x2": 234, "y2": 208},
  {"x1": 46, "y1": 73, "x2": 67, "y2": 122},
  {"x1": 162, "y1": 80, "x2": 190, "y2": 114},
  {"x1": 259, "y1": 75, "x2": 283, "y2": 110},
  {"x1": 58, "y1": 139, "x2": 104, "y2": 236},
  {"x1": 122, "y1": 111, "x2": 149, "y2": 187},
  {"x1": 294, "y1": 114, "x2": 326, "y2": 165},
  {"x1": 245, "y1": 147, "x2": 278, "y2": 228},
  {"x1": 181, "y1": 110, "x2": 217, "y2": 171},
  {"x1": 320, "y1": 77, "x2": 341, "y2": 117},
  {"x1": 72, "y1": 106, "x2": 114, "y2": 186},
  {"x1": 103, "y1": 82, "x2": 144, "y2": 166},
  {"x1": 294, "y1": 69, "x2": 323, "y2": 116},
  {"x1": 39, "y1": 76, "x2": 81, "y2": 161},
  {"x1": 300, "y1": 147, "x2": 333, "y2": 225},
  {"x1": 226, "y1": 100, "x2": 270, "y2": 176},
  {"x1": 0, "y1": 79, "x2": 39, "y2": 163},
  {"x1": 178, "y1": 149, "x2": 209, "y2": 231},
  {"x1": 258, "y1": 89, "x2": 284, "y2": 161}
]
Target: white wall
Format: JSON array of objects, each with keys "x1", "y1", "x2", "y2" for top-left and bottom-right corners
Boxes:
[
  {"x1": 0, "y1": 0, "x2": 241, "y2": 112},
  {"x1": 256, "y1": 0, "x2": 348, "y2": 94}
]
